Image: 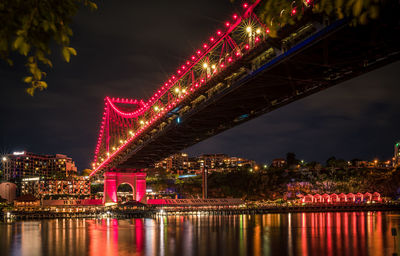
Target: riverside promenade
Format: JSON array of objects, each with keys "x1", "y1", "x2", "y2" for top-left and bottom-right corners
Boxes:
[{"x1": 2, "y1": 202, "x2": 400, "y2": 221}]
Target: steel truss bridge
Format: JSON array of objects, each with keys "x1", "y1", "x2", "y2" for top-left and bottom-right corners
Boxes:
[{"x1": 90, "y1": 0, "x2": 400, "y2": 177}]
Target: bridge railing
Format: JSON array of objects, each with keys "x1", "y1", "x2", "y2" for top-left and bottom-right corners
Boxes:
[{"x1": 91, "y1": 0, "x2": 314, "y2": 176}]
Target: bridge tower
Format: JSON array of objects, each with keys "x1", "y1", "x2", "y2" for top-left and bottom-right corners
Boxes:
[{"x1": 103, "y1": 171, "x2": 146, "y2": 205}]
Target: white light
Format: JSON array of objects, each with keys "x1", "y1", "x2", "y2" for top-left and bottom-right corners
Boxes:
[
  {"x1": 1, "y1": 157, "x2": 6, "y2": 162},
  {"x1": 203, "y1": 63, "x2": 208, "y2": 69},
  {"x1": 13, "y1": 151, "x2": 25, "y2": 155},
  {"x1": 154, "y1": 106, "x2": 159, "y2": 111},
  {"x1": 246, "y1": 26, "x2": 252, "y2": 33},
  {"x1": 211, "y1": 64, "x2": 216, "y2": 69},
  {"x1": 182, "y1": 89, "x2": 186, "y2": 93},
  {"x1": 256, "y1": 28, "x2": 261, "y2": 34},
  {"x1": 22, "y1": 177, "x2": 40, "y2": 181},
  {"x1": 174, "y1": 88, "x2": 180, "y2": 93}
]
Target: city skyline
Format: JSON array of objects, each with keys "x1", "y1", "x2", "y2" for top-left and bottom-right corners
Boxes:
[{"x1": 1, "y1": 0, "x2": 399, "y2": 170}]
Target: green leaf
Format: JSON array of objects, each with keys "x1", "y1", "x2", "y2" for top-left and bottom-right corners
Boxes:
[
  {"x1": 62, "y1": 47, "x2": 70, "y2": 62},
  {"x1": 68, "y1": 47, "x2": 77, "y2": 56},
  {"x1": 13, "y1": 37, "x2": 24, "y2": 50},
  {"x1": 89, "y1": 2, "x2": 98, "y2": 11},
  {"x1": 38, "y1": 81, "x2": 48, "y2": 89},
  {"x1": 20, "y1": 42, "x2": 30, "y2": 56},
  {"x1": 23, "y1": 76, "x2": 33, "y2": 83},
  {"x1": 353, "y1": 0, "x2": 363, "y2": 16},
  {"x1": 26, "y1": 87, "x2": 35, "y2": 96}
]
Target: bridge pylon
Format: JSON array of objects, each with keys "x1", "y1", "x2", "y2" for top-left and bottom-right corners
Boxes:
[{"x1": 103, "y1": 170, "x2": 146, "y2": 205}]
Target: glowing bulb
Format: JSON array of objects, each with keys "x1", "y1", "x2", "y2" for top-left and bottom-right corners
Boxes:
[
  {"x1": 211, "y1": 64, "x2": 216, "y2": 69},
  {"x1": 174, "y1": 87, "x2": 180, "y2": 93},
  {"x1": 140, "y1": 120, "x2": 144, "y2": 125},
  {"x1": 246, "y1": 26, "x2": 252, "y2": 33},
  {"x1": 154, "y1": 106, "x2": 159, "y2": 111},
  {"x1": 182, "y1": 89, "x2": 186, "y2": 93},
  {"x1": 203, "y1": 63, "x2": 208, "y2": 69},
  {"x1": 112, "y1": 147, "x2": 116, "y2": 150},
  {"x1": 119, "y1": 140, "x2": 123, "y2": 144},
  {"x1": 256, "y1": 28, "x2": 261, "y2": 34}
]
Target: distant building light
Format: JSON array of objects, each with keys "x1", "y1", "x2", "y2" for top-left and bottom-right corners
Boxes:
[
  {"x1": 13, "y1": 151, "x2": 25, "y2": 155},
  {"x1": 22, "y1": 177, "x2": 40, "y2": 181},
  {"x1": 146, "y1": 189, "x2": 153, "y2": 193}
]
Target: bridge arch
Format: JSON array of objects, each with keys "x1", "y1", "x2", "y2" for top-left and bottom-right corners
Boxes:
[
  {"x1": 117, "y1": 182, "x2": 135, "y2": 202},
  {"x1": 103, "y1": 172, "x2": 146, "y2": 205}
]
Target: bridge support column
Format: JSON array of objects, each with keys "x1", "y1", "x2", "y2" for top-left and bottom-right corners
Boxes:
[{"x1": 103, "y1": 172, "x2": 147, "y2": 205}]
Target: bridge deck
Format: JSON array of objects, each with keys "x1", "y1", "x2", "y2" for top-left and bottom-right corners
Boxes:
[{"x1": 105, "y1": 16, "x2": 399, "y2": 170}]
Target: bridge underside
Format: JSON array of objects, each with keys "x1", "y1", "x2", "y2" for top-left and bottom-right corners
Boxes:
[{"x1": 106, "y1": 16, "x2": 399, "y2": 171}]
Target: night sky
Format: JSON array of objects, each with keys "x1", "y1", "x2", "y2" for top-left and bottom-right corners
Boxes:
[{"x1": 1, "y1": 0, "x2": 399, "y2": 171}]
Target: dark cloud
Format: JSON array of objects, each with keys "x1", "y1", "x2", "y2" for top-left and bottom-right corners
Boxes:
[{"x1": 1, "y1": 0, "x2": 399, "y2": 170}]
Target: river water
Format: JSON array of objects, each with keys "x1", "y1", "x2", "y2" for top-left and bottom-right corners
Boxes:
[{"x1": 1, "y1": 212, "x2": 399, "y2": 256}]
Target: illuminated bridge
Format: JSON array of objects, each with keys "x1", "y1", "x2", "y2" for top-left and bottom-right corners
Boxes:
[{"x1": 89, "y1": 0, "x2": 400, "y2": 203}]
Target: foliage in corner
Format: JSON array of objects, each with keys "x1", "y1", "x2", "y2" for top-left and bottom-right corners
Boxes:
[
  {"x1": 0, "y1": 0, "x2": 97, "y2": 95},
  {"x1": 253, "y1": 0, "x2": 382, "y2": 38}
]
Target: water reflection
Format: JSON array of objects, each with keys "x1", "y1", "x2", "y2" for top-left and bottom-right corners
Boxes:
[{"x1": 0, "y1": 212, "x2": 399, "y2": 256}]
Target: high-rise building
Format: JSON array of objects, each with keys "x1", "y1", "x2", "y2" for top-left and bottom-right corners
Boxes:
[
  {"x1": 1, "y1": 151, "x2": 78, "y2": 181},
  {"x1": 21, "y1": 176, "x2": 90, "y2": 198}
]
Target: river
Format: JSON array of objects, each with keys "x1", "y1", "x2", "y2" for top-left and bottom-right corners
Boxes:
[{"x1": 1, "y1": 212, "x2": 399, "y2": 256}]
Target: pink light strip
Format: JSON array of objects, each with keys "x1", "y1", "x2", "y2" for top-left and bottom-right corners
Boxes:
[{"x1": 90, "y1": 0, "x2": 262, "y2": 177}]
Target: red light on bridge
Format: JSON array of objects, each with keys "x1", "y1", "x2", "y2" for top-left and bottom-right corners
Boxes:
[
  {"x1": 233, "y1": 14, "x2": 238, "y2": 19},
  {"x1": 177, "y1": 70, "x2": 181, "y2": 74},
  {"x1": 217, "y1": 30, "x2": 222, "y2": 36},
  {"x1": 182, "y1": 65, "x2": 186, "y2": 69},
  {"x1": 266, "y1": 28, "x2": 270, "y2": 34},
  {"x1": 228, "y1": 57, "x2": 232, "y2": 62},
  {"x1": 203, "y1": 44, "x2": 208, "y2": 49},
  {"x1": 186, "y1": 61, "x2": 190, "y2": 65},
  {"x1": 243, "y1": 3, "x2": 248, "y2": 8},
  {"x1": 220, "y1": 63, "x2": 225, "y2": 68},
  {"x1": 225, "y1": 22, "x2": 230, "y2": 27},
  {"x1": 210, "y1": 37, "x2": 215, "y2": 42},
  {"x1": 291, "y1": 8, "x2": 297, "y2": 15},
  {"x1": 191, "y1": 56, "x2": 196, "y2": 60},
  {"x1": 245, "y1": 44, "x2": 249, "y2": 49},
  {"x1": 197, "y1": 50, "x2": 201, "y2": 55}
]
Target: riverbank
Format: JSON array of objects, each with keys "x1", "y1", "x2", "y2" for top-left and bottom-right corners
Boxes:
[{"x1": 2, "y1": 203, "x2": 400, "y2": 221}]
